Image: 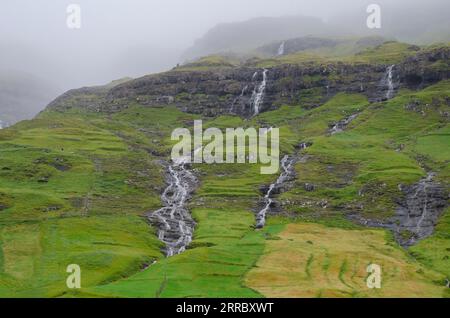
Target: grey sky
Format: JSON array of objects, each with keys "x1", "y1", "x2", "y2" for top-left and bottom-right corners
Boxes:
[{"x1": 1, "y1": 0, "x2": 448, "y2": 91}]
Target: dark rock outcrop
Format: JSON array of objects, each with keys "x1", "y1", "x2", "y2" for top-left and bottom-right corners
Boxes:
[
  {"x1": 349, "y1": 173, "x2": 448, "y2": 247},
  {"x1": 329, "y1": 113, "x2": 359, "y2": 135},
  {"x1": 397, "y1": 47, "x2": 450, "y2": 90},
  {"x1": 45, "y1": 46, "x2": 449, "y2": 119},
  {"x1": 393, "y1": 173, "x2": 448, "y2": 246}
]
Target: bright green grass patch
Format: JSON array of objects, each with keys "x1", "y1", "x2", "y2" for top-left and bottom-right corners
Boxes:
[
  {"x1": 413, "y1": 125, "x2": 450, "y2": 163},
  {"x1": 0, "y1": 215, "x2": 162, "y2": 297}
]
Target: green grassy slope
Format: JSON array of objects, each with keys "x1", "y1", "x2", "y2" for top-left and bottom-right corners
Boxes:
[
  {"x1": 0, "y1": 44, "x2": 448, "y2": 297},
  {"x1": 70, "y1": 84, "x2": 449, "y2": 298},
  {"x1": 0, "y1": 108, "x2": 192, "y2": 296}
]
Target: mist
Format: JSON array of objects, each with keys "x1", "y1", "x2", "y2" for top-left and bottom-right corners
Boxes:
[{"x1": 0, "y1": 0, "x2": 449, "y2": 123}]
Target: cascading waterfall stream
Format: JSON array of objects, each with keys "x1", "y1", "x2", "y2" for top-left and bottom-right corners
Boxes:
[
  {"x1": 250, "y1": 69, "x2": 268, "y2": 116},
  {"x1": 397, "y1": 172, "x2": 441, "y2": 246},
  {"x1": 148, "y1": 152, "x2": 198, "y2": 257},
  {"x1": 415, "y1": 182, "x2": 429, "y2": 231},
  {"x1": 413, "y1": 173, "x2": 435, "y2": 234},
  {"x1": 277, "y1": 41, "x2": 285, "y2": 56},
  {"x1": 385, "y1": 64, "x2": 395, "y2": 99},
  {"x1": 255, "y1": 155, "x2": 294, "y2": 229}
]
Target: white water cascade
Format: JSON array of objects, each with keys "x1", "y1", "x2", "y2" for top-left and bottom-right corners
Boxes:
[
  {"x1": 277, "y1": 41, "x2": 285, "y2": 56},
  {"x1": 385, "y1": 65, "x2": 395, "y2": 99},
  {"x1": 255, "y1": 155, "x2": 294, "y2": 228},
  {"x1": 148, "y1": 154, "x2": 197, "y2": 257},
  {"x1": 250, "y1": 69, "x2": 268, "y2": 116}
]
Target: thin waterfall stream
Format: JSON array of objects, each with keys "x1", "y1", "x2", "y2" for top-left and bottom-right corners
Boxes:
[
  {"x1": 250, "y1": 69, "x2": 268, "y2": 116},
  {"x1": 255, "y1": 142, "x2": 311, "y2": 229},
  {"x1": 385, "y1": 64, "x2": 396, "y2": 99},
  {"x1": 255, "y1": 155, "x2": 295, "y2": 229}
]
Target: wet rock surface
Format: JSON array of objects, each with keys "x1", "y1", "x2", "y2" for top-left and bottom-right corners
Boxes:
[
  {"x1": 350, "y1": 173, "x2": 448, "y2": 247},
  {"x1": 394, "y1": 173, "x2": 448, "y2": 246},
  {"x1": 329, "y1": 113, "x2": 359, "y2": 135}
]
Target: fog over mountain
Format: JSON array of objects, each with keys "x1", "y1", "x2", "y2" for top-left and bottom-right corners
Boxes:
[
  {"x1": 0, "y1": 0, "x2": 449, "y2": 124},
  {"x1": 183, "y1": 0, "x2": 450, "y2": 60},
  {"x1": 181, "y1": 16, "x2": 332, "y2": 60}
]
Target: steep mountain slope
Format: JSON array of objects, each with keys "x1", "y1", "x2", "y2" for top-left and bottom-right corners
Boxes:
[{"x1": 0, "y1": 40, "x2": 448, "y2": 297}]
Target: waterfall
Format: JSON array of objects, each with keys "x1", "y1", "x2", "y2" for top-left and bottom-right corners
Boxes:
[
  {"x1": 415, "y1": 182, "x2": 429, "y2": 232},
  {"x1": 385, "y1": 65, "x2": 395, "y2": 99},
  {"x1": 413, "y1": 173, "x2": 434, "y2": 234},
  {"x1": 393, "y1": 172, "x2": 447, "y2": 246},
  {"x1": 277, "y1": 41, "x2": 285, "y2": 56},
  {"x1": 250, "y1": 69, "x2": 268, "y2": 116},
  {"x1": 148, "y1": 154, "x2": 197, "y2": 257},
  {"x1": 255, "y1": 155, "x2": 294, "y2": 229}
]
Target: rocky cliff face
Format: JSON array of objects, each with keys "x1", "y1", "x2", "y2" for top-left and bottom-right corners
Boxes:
[
  {"x1": 46, "y1": 46, "x2": 449, "y2": 119},
  {"x1": 396, "y1": 47, "x2": 450, "y2": 88},
  {"x1": 350, "y1": 174, "x2": 448, "y2": 247},
  {"x1": 394, "y1": 174, "x2": 448, "y2": 246},
  {"x1": 106, "y1": 62, "x2": 389, "y2": 116}
]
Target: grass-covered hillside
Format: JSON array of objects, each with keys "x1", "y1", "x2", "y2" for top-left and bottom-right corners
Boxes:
[{"x1": 0, "y1": 40, "x2": 448, "y2": 298}]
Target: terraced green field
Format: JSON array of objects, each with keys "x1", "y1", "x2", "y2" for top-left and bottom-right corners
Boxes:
[{"x1": 246, "y1": 222, "x2": 446, "y2": 298}]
